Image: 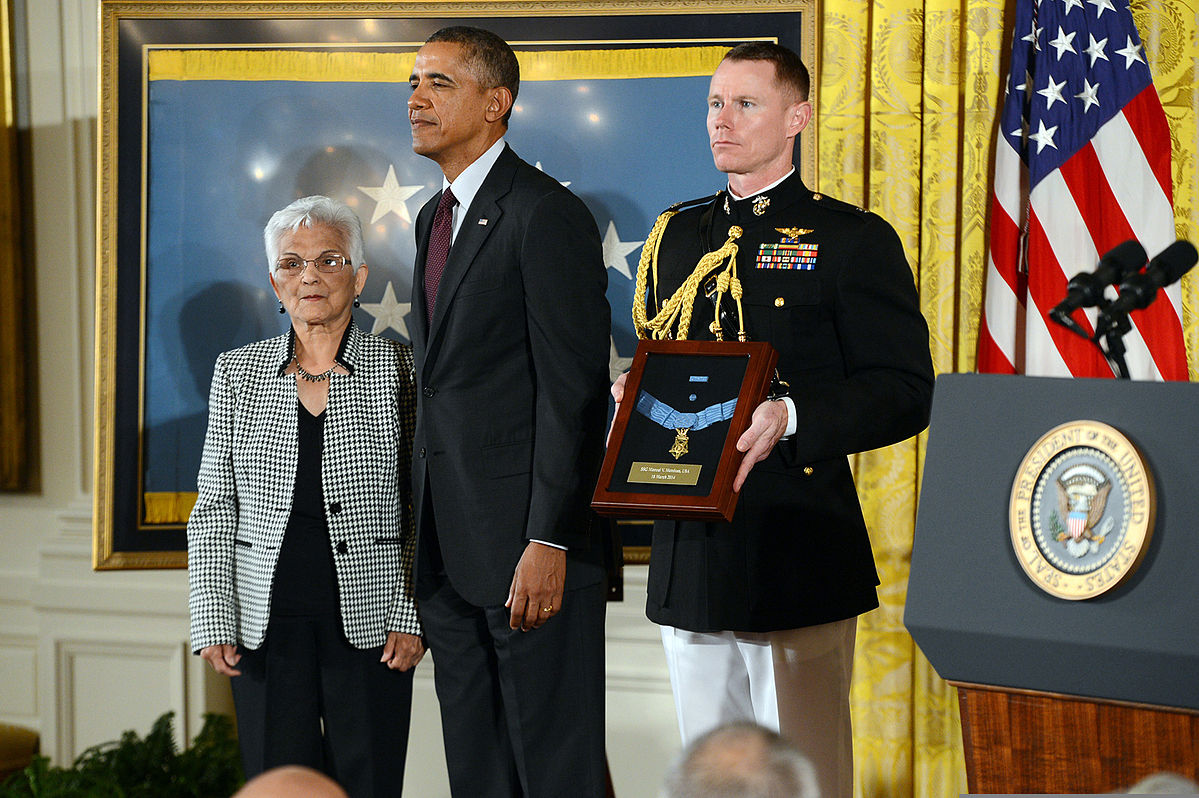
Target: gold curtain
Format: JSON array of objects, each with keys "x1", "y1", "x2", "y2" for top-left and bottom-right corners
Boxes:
[{"x1": 819, "y1": 1, "x2": 1199, "y2": 795}]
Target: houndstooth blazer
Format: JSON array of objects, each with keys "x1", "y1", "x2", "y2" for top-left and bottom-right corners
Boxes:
[{"x1": 187, "y1": 321, "x2": 420, "y2": 652}]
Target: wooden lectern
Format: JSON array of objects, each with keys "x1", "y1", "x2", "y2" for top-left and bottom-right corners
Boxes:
[{"x1": 905, "y1": 373, "x2": 1199, "y2": 794}]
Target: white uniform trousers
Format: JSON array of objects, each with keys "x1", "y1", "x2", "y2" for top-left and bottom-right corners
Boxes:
[{"x1": 660, "y1": 617, "x2": 857, "y2": 798}]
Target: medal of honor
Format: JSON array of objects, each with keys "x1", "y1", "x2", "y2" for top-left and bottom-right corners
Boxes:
[
  {"x1": 636, "y1": 391, "x2": 738, "y2": 459},
  {"x1": 669, "y1": 428, "x2": 691, "y2": 459}
]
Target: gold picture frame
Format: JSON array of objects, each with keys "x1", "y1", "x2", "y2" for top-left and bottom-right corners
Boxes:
[
  {"x1": 94, "y1": 0, "x2": 818, "y2": 569},
  {"x1": 0, "y1": 0, "x2": 34, "y2": 493}
]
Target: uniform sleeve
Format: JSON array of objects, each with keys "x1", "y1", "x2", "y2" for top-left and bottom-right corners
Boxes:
[
  {"x1": 187, "y1": 353, "x2": 240, "y2": 653},
  {"x1": 518, "y1": 189, "x2": 611, "y2": 548},
  {"x1": 387, "y1": 342, "x2": 422, "y2": 636},
  {"x1": 779, "y1": 214, "x2": 934, "y2": 464}
]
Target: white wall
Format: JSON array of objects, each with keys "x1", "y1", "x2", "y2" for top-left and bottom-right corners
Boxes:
[{"x1": 0, "y1": 2, "x2": 679, "y2": 795}]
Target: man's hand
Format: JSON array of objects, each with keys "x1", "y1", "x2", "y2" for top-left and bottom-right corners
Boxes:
[
  {"x1": 608, "y1": 371, "x2": 629, "y2": 447},
  {"x1": 733, "y1": 399, "x2": 789, "y2": 492},
  {"x1": 200, "y1": 644, "x2": 242, "y2": 677},
  {"x1": 381, "y1": 631, "x2": 426, "y2": 671},
  {"x1": 505, "y1": 541, "x2": 566, "y2": 631}
]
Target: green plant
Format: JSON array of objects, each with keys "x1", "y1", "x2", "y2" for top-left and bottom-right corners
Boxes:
[{"x1": 0, "y1": 712, "x2": 243, "y2": 798}]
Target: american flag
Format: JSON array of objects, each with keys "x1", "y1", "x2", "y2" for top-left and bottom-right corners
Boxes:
[{"x1": 978, "y1": 0, "x2": 1186, "y2": 380}]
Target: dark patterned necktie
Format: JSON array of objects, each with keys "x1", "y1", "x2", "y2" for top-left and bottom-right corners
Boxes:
[{"x1": 423, "y1": 187, "x2": 457, "y2": 324}]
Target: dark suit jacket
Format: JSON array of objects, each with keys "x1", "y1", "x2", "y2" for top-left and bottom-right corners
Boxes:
[
  {"x1": 410, "y1": 144, "x2": 611, "y2": 607},
  {"x1": 644, "y1": 172, "x2": 935, "y2": 633}
]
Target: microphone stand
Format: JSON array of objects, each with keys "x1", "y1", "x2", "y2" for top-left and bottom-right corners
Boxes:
[
  {"x1": 1048, "y1": 301, "x2": 1131, "y2": 380},
  {"x1": 1096, "y1": 313, "x2": 1132, "y2": 379}
]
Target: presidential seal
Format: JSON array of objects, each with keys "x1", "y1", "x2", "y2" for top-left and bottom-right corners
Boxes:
[{"x1": 1009, "y1": 420, "x2": 1155, "y2": 600}]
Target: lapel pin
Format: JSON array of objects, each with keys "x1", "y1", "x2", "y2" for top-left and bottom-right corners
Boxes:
[{"x1": 478, "y1": 218, "x2": 489, "y2": 225}]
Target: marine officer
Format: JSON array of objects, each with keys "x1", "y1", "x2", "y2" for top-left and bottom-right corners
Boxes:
[{"x1": 613, "y1": 41, "x2": 935, "y2": 797}]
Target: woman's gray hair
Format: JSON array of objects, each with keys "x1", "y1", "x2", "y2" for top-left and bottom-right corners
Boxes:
[{"x1": 263, "y1": 195, "x2": 365, "y2": 276}]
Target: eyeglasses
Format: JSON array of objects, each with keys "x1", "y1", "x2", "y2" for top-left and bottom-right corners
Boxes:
[{"x1": 274, "y1": 252, "x2": 351, "y2": 274}]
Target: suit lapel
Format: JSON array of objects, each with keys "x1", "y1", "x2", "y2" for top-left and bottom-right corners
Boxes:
[{"x1": 422, "y1": 147, "x2": 517, "y2": 372}]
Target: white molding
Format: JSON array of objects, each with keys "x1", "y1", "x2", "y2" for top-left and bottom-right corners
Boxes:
[
  {"x1": 54, "y1": 638, "x2": 188, "y2": 761},
  {"x1": 33, "y1": 581, "x2": 189, "y2": 619},
  {"x1": 59, "y1": 0, "x2": 99, "y2": 479},
  {"x1": 0, "y1": 634, "x2": 39, "y2": 723},
  {"x1": 59, "y1": 0, "x2": 99, "y2": 121},
  {"x1": 33, "y1": 507, "x2": 189, "y2": 619},
  {"x1": 0, "y1": 570, "x2": 35, "y2": 608},
  {"x1": 35, "y1": 520, "x2": 185, "y2": 609}
]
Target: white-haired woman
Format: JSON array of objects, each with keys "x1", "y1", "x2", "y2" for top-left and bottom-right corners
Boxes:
[{"x1": 188, "y1": 195, "x2": 423, "y2": 797}]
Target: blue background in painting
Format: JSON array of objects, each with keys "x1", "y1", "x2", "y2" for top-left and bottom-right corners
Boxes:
[{"x1": 144, "y1": 74, "x2": 719, "y2": 493}]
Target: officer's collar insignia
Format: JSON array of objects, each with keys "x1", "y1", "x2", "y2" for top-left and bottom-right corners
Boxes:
[
  {"x1": 775, "y1": 227, "x2": 813, "y2": 243},
  {"x1": 751, "y1": 195, "x2": 770, "y2": 216},
  {"x1": 723, "y1": 194, "x2": 731, "y2": 215}
]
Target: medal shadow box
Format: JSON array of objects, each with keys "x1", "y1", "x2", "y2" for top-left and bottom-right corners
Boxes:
[{"x1": 592, "y1": 339, "x2": 777, "y2": 522}]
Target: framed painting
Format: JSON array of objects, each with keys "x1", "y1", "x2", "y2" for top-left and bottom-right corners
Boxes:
[{"x1": 94, "y1": 0, "x2": 817, "y2": 568}]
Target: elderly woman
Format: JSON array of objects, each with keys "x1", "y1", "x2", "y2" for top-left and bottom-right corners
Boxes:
[{"x1": 188, "y1": 195, "x2": 423, "y2": 797}]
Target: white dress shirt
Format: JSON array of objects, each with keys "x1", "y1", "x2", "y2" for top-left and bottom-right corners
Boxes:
[{"x1": 444, "y1": 137, "x2": 507, "y2": 243}]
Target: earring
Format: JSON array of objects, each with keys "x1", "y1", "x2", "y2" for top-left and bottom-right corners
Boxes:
[
  {"x1": 354, "y1": 295, "x2": 361, "y2": 308},
  {"x1": 277, "y1": 300, "x2": 285, "y2": 314}
]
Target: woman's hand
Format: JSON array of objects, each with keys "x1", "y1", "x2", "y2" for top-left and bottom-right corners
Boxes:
[
  {"x1": 381, "y1": 632, "x2": 425, "y2": 671},
  {"x1": 200, "y1": 644, "x2": 242, "y2": 676}
]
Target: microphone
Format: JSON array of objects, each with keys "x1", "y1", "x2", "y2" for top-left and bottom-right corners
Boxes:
[
  {"x1": 1095, "y1": 240, "x2": 1198, "y2": 336},
  {"x1": 1052, "y1": 240, "x2": 1146, "y2": 315}
]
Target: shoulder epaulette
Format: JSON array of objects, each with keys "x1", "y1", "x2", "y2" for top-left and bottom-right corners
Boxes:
[
  {"x1": 667, "y1": 191, "x2": 722, "y2": 213},
  {"x1": 810, "y1": 191, "x2": 869, "y2": 215}
]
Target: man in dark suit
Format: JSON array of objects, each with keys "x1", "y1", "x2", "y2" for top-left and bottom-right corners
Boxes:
[
  {"x1": 613, "y1": 42, "x2": 934, "y2": 797},
  {"x1": 406, "y1": 26, "x2": 611, "y2": 798}
]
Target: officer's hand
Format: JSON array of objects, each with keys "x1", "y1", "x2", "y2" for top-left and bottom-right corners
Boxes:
[
  {"x1": 607, "y1": 371, "x2": 629, "y2": 447},
  {"x1": 733, "y1": 399, "x2": 789, "y2": 492}
]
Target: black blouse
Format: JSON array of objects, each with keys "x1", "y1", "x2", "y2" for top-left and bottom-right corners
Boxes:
[{"x1": 271, "y1": 402, "x2": 339, "y2": 617}]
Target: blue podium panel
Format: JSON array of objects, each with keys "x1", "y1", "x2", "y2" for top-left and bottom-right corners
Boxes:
[{"x1": 905, "y1": 373, "x2": 1199, "y2": 710}]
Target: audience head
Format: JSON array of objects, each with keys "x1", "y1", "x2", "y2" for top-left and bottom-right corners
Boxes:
[
  {"x1": 233, "y1": 765, "x2": 349, "y2": 798},
  {"x1": 1126, "y1": 771, "x2": 1199, "y2": 794},
  {"x1": 661, "y1": 721, "x2": 819, "y2": 798}
]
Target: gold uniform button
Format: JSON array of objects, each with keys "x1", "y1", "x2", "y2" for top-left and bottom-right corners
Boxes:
[
  {"x1": 803, "y1": 466, "x2": 814, "y2": 475},
  {"x1": 774, "y1": 297, "x2": 785, "y2": 307}
]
